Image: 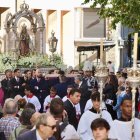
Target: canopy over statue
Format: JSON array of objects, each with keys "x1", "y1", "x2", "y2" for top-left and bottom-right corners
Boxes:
[
  {"x1": 4, "y1": 1, "x2": 45, "y2": 57},
  {"x1": 19, "y1": 24, "x2": 30, "y2": 56}
]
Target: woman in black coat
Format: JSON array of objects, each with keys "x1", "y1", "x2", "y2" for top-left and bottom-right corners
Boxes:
[{"x1": 103, "y1": 75, "x2": 118, "y2": 120}]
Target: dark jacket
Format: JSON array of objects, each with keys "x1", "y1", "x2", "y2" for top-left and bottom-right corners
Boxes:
[
  {"x1": 17, "y1": 129, "x2": 56, "y2": 140},
  {"x1": 10, "y1": 77, "x2": 24, "y2": 97},
  {"x1": 1, "y1": 78, "x2": 12, "y2": 100},
  {"x1": 54, "y1": 82, "x2": 68, "y2": 98},
  {"x1": 79, "y1": 81, "x2": 91, "y2": 114},
  {"x1": 64, "y1": 99, "x2": 78, "y2": 130},
  {"x1": 30, "y1": 77, "x2": 48, "y2": 99},
  {"x1": 103, "y1": 83, "x2": 117, "y2": 105}
]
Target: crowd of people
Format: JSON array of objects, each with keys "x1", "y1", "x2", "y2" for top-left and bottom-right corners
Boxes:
[{"x1": 0, "y1": 67, "x2": 140, "y2": 140}]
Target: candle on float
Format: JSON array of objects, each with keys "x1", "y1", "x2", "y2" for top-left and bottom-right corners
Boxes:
[
  {"x1": 100, "y1": 38, "x2": 103, "y2": 65},
  {"x1": 133, "y1": 33, "x2": 138, "y2": 68}
]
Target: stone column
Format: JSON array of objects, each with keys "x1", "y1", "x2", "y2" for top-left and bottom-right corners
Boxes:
[
  {"x1": 11, "y1": 27, "x2": 18, "y2": 68},
  {"x1": 115, "y1": 23, "x2": 122, "y2": 71},
  {"x1": 41, "y1": 9, "x2": 47, "y2": 54},
  {"x1": 5, "y1": 33, "x2": 9, "y2": 54},
  {"x1": 74, "y1": 8, "x2": 82, "y2": 38},
  {"x1": 12, "y1": 27, "x2": 17, "y2": 50},
  {"x1": 56, "y1": 10, "x2": 61, "y2": 54},
  {"x1": 5, "y1": 28, "x2": 10, "y2": 54},
  {"x1": 32, "y1": 34, "x2": 36, "y2": 51},
  {"x1": 74, "y1": 8, "x2": 82, "y2": 69},
  {"x1": 31, "y1": 24, "x2": 37, "y2": 53},
  {"x1": 39, "y1": 27, "x2": 44, "y2": 54}
]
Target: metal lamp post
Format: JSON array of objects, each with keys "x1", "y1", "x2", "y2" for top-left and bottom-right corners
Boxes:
[{"x1": 48, "y1": 31, "x2": 58, "y2": 65}]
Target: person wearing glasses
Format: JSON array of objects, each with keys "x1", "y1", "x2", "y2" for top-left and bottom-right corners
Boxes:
[{"x1": 17, "y1": 113, "x2": 56, "y2": 140}]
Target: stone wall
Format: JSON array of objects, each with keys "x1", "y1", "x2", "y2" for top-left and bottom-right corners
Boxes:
[{"x1": 105, "y1": 47, "x2": 116, "y2": 64}]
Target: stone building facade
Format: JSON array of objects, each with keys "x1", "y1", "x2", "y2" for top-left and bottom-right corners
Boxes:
[{"x1": 0, "y1": 0, "x2": 127, "y2": 71}]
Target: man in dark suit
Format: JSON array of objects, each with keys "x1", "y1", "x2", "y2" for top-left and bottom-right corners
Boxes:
[
  {"x1": 54, "y1": 75, "x2": 68, "y2": 98},
  {"x1": 21, "y1": 70, "x2": 32, "y2": 86},
  {"x1": 17, "y1": 113, "x2": 56, "y2": 140},
  {"x1": 74, "y1": 75, "x2": 90, "y2": 114},
  {"x1": 30, "y1": 69, "x2": 49, "y2": 112},
  {"x1": 1, "y1": 69, "x2": 12, "y2": 101},
  {"x1": 64, "y1": 88, "x2": 81, "y2": 130},
  {"x1": 10, "y1": 69, "x2": 25, "y2": 98}
]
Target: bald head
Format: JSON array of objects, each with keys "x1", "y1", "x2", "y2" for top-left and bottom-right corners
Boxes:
[
  {"x1": 4, "y1": 98, "x2": 18, "y2": 115},
  {"x1": 30, "y1": 112, "x2": 41, "y2": 126},
  {"x1": 36, "y1": 69, "x2": 42, "y2": 78},
  {"x1": 36, "y1": 113, "x2": 56, "y2": 129},
  {"x1": 118, "y1": 77, "x2": 125, "y2": 86},
  {"x1": 35, "y1": 114, "x2": 57, "y2": 139}
]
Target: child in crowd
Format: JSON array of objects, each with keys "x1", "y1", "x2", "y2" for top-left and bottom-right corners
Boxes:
[
  {"x1": 43, "y1": 86, "x2": 60, "y2": 112},
  {"x1": 23, "y1": 85, "x2": 41, "y2": 112},
  {"x1": 17, "y1": 98, "x2": 27, "y2": 116}
]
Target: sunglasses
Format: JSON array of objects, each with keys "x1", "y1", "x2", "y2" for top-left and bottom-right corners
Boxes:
[{"x1": 43, "y1": 124, "x2": 56, "y2": 130}]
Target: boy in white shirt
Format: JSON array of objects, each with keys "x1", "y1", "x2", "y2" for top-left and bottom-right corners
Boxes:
[
  {"x1": 23, "y1": 85, "x2": 41, "y2": 112},
  {"x1": 44, "y1": 86, "x2": 60, "y2": 112}
]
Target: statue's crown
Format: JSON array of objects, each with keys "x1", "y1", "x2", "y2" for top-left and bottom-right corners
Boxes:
[{"x1": 20, "y1": 1, "x2": 29, "y2": 11}]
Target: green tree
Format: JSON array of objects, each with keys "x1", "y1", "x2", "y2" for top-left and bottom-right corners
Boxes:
[{"x1": 83, "y1": 0, "x2": 140, "y2": 31}]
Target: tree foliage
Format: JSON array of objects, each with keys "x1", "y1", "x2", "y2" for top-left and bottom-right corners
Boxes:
[{"x1": 83, "y1": 0, "x2": 140, "y2": 31}]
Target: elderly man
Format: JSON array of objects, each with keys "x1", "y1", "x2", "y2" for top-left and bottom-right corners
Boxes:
[
  {"x1": 9, "y1": 108, "x2": 35, "y2": 140},
  {"x1": 17, "y1": 113, "x2": 56, "y2": 140},
  {"x1": 0, "y1": 98, "x2": 20, "y2": 140}
]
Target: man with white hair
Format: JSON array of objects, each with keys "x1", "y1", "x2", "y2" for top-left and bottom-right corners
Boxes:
[{"x1": 0, "y1": 98, "x2": 20, "y2": 140}]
